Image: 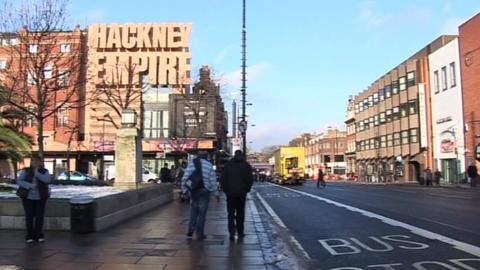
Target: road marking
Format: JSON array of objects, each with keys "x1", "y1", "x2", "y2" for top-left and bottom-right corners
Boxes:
[
  {"x1": 272, "y1": 184, "x2": 480, "y2": 257},
  {"x1": 256, "y1": 192, "x2": 311, "y2": 260}
]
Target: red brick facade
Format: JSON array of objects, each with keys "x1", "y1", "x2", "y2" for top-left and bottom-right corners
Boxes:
[{"x1": 459, "y1": 13, "x2": 480, "y2": 165}]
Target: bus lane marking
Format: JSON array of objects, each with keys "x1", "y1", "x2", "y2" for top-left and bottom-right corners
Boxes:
[{"x1": 273, "y1": 184, "x2": 480, "y2": 257}]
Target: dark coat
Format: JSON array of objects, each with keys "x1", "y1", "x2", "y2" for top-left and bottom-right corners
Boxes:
[
  {"x1": 221, "y1": 155, "x2": 253, "y2": 197},
  {"x1": 467, "y1": 165, "x2": 478, "y2": 178}
]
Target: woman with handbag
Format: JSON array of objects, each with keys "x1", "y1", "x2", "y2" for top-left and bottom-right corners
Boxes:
[{"x1": 16, "y1": 154, "x2": 51, "y2": 243}]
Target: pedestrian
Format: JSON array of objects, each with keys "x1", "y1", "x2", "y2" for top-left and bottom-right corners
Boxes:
[
  {"x1": 220, "y1": 150, "x2": 253, "y2": 241},
  {"x1": 316, "y1": 168, "x2": 325, "y2": 188},
  {"x1": 424, "y1": 167, "x2": 433, "y2": 186},
  {"x1": 16, "y1": 154, "x2": 51, "y2": 243},
  {"x1": 467, "y1": 162, "x2": 478, "y2": 187},
  {"x1": 181, "y1": 151, "x2": 217, "y2": 240},
  {"x1": 176, "y1": 161, "x2": 187, "y2": 188},
  {"x1": 160, "y1": 163, "x2": 171, "y2": 183},
  {"x1": 170, "y1": 165, "x2": 177, "y2": 183},
  {"x1": 434, "y1": 169, "x2": 442, "y2": 186}
]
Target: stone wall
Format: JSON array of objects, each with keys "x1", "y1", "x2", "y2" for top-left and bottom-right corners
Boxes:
[{"x1": 0, "y1": 184, "x2": 173, "y2": 231}]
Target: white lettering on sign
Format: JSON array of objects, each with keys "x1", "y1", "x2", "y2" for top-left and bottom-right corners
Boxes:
[
  {"x1": 328, "y1": 258, "x2": 480, "y2": 270},
  {"x1": 319, "y1": 235, "x2": 429, "y2": 256}
]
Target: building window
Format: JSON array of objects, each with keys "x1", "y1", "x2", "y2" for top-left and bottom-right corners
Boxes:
[
  {"x1": 392, "y1": 80, "x2": 399, "y2": 94},
  {"x1": 26, "y1": 106, "x2": 35, "y2": 127},
  {"x1": 433, "y1": 70, "x2": 440, "y2": 94},
  {"x1": 0, "y1": 59, "x2": 6, "y2": 70},
  {"x1": 401, "y1": 131, "x2": 409, "y2": 145},
  {"x1": 387, "y1": 134, "x2": 393, "y2": 147},
  {"x1": 374, "y1": 115, "x2": 379, "y2": 126},
  {"x1": 373, "y1": 93, "x2": 379, "y2": 104},
  {"x1": 324, "y1": 155, "x2": 331, "y2": 162},
  {"x1": 393, "y1": 132, "x2": 401, "y2": 146},
  {"x1": 385, "y1": 85, "x2": 392, "y2": 98},
  {"x1": 441, "y1": 66, "x2": 447, "y2": 91},
  {"x1": 379, "y1": 112, "x2": 386, "y2": 123},
  {"x1": 410, "y1": 128, "x2": 418, "y2": 143},
  {"x1": 449, "y1": 62, "x2": 456, "y2": 87},
  {"x1": 408, "y1": 100, "x2": 417, "y2": 115},
  {"x1": 56, "y1": 107, "x2": 69, "y2": 127},
  {"x1": 386, "y1": 109, "x2": 392, "y2": 122},
  {"x1": 400, "y1": 103, "x2": 408, "y2": 118},
  {"x1": 407, "y1": 71, "x2": 415, "y2": 87},
  {"x1": 44, "y1": 65, "x2": 52, "y2": 79},
  {"x1": 334, "y1": 155, "x2": 344, "y2": 162},
  {"x1": 29, "y1": 44, "x2": 38, "y2": 54},
  {"x1": 60, "y1": 43, "x2": 70, "y2": 53},
  {"x1": 58, "y1": 71, "x2": 70, "y2": 86},
  {"x1": 27, "y1": 72, "x2": 35, "y2": 85},
  {"x1": 368, "y1": 96, "x2": 373, "y2": 107},
  {"x1": 380, "y1": 136, "x2": 386, "y2": 148},
  {"x1": 392, "y1": 107, "x2": 400, "y2": 120},
  {"x1": 379, "y1": 88, "x2": 385, "y2": 101},
  {"x1": 144, "y1": 110, "x2": 169, "y2": 138},
  {"x1": 399, "y1": 76, "x2": 406, "y2": 91},
  {"x1": 355, "y1": 104, "x2": 359, "y2": 113}
]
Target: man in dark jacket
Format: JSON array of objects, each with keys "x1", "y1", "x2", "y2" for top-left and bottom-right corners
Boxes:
[{"x1": 220, "y1": 150, "x2": 253, "y2": 240}]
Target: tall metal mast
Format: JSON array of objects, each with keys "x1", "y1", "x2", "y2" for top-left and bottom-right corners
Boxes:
[{"x1": 241, "y1": 0, "x2": 247, "y2": 154}]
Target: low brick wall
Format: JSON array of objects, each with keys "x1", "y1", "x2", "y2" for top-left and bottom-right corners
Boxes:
[{"x1": 0, "y1": 184, "x2": 173, "y2": 231}]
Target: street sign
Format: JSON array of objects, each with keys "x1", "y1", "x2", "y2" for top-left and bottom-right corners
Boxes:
[{"x1": 239, "y1": 120, "x2": 247, "y2": 133}]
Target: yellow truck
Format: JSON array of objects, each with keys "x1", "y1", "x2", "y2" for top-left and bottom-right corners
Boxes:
[{"x1": 273, "y1": 147, "x2": 305, "y2": 185}]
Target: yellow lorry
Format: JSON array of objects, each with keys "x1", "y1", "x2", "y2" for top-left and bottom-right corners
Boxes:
[{"x1": 273, "y1": 147, "x2": 305, "y2": 185}]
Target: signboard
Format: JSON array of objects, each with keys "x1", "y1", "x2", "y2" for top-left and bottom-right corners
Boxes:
[
  {"x1": 239, "y1": 120, "x2": 247, "y2": 133},
  {"x1": 418, "y1": 83, "x2": 428, "y2": 148},
  {"x1": 440, "y1": 131, "x2": 455, "y2": 153}
]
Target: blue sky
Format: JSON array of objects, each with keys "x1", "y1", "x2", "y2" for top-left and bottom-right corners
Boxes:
[{"x1": 68, "y1": 0, "x2": 480, "y2": 151}]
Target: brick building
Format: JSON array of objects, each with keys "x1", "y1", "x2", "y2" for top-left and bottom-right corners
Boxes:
[
  {"x1": 305, "y1": 128, "x2": 346, "y2": 179},
  {"x1": 459, "y1": 13, "x2": 480, "y2": 171}
]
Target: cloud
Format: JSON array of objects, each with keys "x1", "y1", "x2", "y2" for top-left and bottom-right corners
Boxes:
[
  {"x1": 221, "y1": 62, "x2": 271, "y2": 92},
  {"x1": 213, "y1": 46, "x2": 232, "y2": 66}
]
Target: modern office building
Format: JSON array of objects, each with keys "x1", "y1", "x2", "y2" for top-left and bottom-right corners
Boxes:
[{"x1": 353, "y1": 36, "x2": 456, "y2": 183}]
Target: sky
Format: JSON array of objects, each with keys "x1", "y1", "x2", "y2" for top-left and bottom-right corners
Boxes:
[{"x1": 67, "y1": 0, "x2": 480, "y2": 151}]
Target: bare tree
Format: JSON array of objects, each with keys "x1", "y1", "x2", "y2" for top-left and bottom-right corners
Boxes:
[{"x1": 0, "y1": 0, "x2": 85, "y2": 159}]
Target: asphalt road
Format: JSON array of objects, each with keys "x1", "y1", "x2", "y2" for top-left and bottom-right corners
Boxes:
[{"x1": 252, "y1": 181, "x2": 480, "y2": 270}]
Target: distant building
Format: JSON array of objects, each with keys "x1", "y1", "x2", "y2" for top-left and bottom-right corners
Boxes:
[
  {"x1": 305, "y1": 129, "x2": 346, "y2": 179},
  {"x1": 345, "y1": 97, "x2": 356, "y2": 178},
  {"x1": 289, "y1": 133, "x2": 311, "y2": 147}
]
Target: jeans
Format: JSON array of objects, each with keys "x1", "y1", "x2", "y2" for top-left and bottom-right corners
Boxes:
[
  {"x1": 226, "y1": 195, "x2": 246, "y2": 236},
  {"x1": 21, "y1": 199, "x2": 47, "y2": 239},
  {"x1": 188, "y1": 188, "x2": 211, "y2": 238}
]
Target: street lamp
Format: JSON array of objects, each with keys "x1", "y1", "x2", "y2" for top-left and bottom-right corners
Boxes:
[{"x1": 121, "y1": 109, "x2": 137, "y2": 128}]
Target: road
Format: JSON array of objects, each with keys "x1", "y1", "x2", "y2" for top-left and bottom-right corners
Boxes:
[{"x1": 252, "y1": 181, "x2": 480, "y2": 270}]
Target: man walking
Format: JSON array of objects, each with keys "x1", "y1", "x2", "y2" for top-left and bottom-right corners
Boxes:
[
  {"x1": 467, "y1": 162, "x2": 478, "y2": 187},
  {"x1": 316, "y1": 168, "x2": 325, "y2": 188},
  {"x1": 181, "y1": 151, "x2": 217, "y2": 240},
  {"x1": 221, "y1": 150, "x2": 253, "y2": 241}
]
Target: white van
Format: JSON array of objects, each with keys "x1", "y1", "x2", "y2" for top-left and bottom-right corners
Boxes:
[{"x1": 105, "y1": 166, "x2": 159, "y2": 183}]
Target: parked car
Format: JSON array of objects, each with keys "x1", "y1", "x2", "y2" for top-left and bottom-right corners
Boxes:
[
  {"x1": 57, "y1": 171, "x2": 97, "y2": 181},
  {"x1": 105, "y1": 167, "x2": 160, "y2": 183}
]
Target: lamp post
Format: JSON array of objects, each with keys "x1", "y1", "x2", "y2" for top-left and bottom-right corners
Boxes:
[{"x1": 101, "y1": 113, "x2": 109, "y2": 181}]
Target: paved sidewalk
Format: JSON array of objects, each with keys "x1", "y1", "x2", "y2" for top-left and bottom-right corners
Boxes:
[{"x1": 0, "y1": 192, "x2": 281, "y2": 270}]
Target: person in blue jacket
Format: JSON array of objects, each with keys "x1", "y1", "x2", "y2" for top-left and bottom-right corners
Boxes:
[{"x1": 17, "y1": 154, "x2": 51, "y2": 243}]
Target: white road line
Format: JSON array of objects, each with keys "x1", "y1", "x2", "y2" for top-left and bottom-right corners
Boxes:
[
  {"x1": 273, "y1": 184, "x2": 480, "y2": 257},
  {"x1": 256, "y1": 192, "x2": 311, "y2": 260}
]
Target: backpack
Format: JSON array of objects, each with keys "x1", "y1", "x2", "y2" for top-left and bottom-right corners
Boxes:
[{"x1": 186, "y1": 158, "x2": 204, "y2": 192}]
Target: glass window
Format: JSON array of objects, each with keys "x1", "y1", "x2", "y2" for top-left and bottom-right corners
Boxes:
[
  {"x1": 368, "y1": 96, "x2": 373, "y2": 107},
  {"x1": 143, "y1": 110, "x2": 169, "y2": 138},
  {"x1": 399, "y1": 76, "x2": 406, "y2": 91},
  {"x1": 43, "y1": 65, "x2": 52, "y2": 79},
  {"x1": 385, "y1": 85, "x2": 392, "y2": 98},
  {"x1": 355, "y1": 104, "x2": 359, "y2": 113},
  {"x1": 387, "y1": 134, "x2": 393, "y2": 147},
  {"x1": 380, "y1": 136, "x2": 386, "y2": 148},
  {"x1": 407, "y1": 71, "x2": 415, "y2": 87},
  {"x1": 56, "y1": 106, "x2": 69, "y2": 127},
  {"x1": 26, "y1": 106, "x2": 35, "y2": 127},
  {"x1": 142, "y1": 75, "x2": 170, "y2": 103},
  {"x1": 400, "y1": 103, "x2": 408, "y2": 117},
  {"x1": 410, "y1": 128, "x2": 418, "y2": 143},
  {"x1": 58, "y1": 71, "x2": 70, "y2": 86},
  {"x1": 393, "y1": 132, "x2": 401, "y2": 146},
  {"x1": 334, "y1": 155, "x2": 344, "y2": 162},
  {"x1": 449, "y1": 62, "x2": 456, "y2": 87},
  {"x1": 373, "y1": 93, "x2": 379, "y2": 104},
  {"x1": 374, "y1": 115, "x2": 379, "y2": 126},
  {"x1": 392, "y1": 107, "x2": 400, "y2": 120},
  {"x1": 433, "y1": 70, "x2": 439, "y2": 94},
  {"x1": 441, "y1": 66, "x2": 447, "y2": 91},
  {"x1": 363, "y1": 98, "x2": 369, "y2": 109},
  {"x1": 408, "y1": 100, "x2": 417, "y2": 115},
  {"x1": 392, "y1": 80, "x2": 399, "y2": 94},
  {"x1": 29, "y1": 44, "x2": 38, "y2": 53},
  {"x1": 60, "y1": 43, "x2": 70, "y2": 53},
  {"x1": 401, "y1": 131, "x2": 409, "y2": 145},
  {"x1": 379, "y1": 88, "x2": 385, "y2": 101},
  {"x1": 379, "y1": 112, "x2": 386, "y2": 123},
  {"x1": 0, "y1": 59, "x2": 6, "y2": 69}
]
